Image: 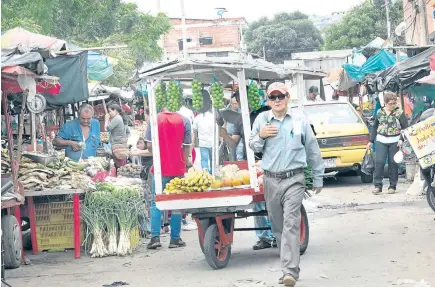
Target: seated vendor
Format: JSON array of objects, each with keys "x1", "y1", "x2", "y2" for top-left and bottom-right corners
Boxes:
[{"x1": 53, "y1": 103, "x2": 101, "y2": 162}]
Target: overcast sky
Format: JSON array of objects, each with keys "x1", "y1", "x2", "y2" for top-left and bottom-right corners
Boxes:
[{"x1": 126, "y1": 0, "x2": 365, "y2": 22}]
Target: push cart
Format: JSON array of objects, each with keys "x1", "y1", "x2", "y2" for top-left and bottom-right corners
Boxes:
[
  {"x1": 1, "y1": 92, "x2": 25, "y2": 274},
  {"x1": 140, "y1": 57, "x2": 326, "y2": 269}
]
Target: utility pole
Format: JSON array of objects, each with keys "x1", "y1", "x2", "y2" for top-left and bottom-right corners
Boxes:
[
  {"x1": 419, "y1": 0, "x2": 429, "y2": 45},
  {"x1": 180, "y1": 0, "x2": 188, "y2": 59},
  {"x1": 263, "y1": 46, "x2": 266, "y2": 61},
  {"x1": 385, "y1": 0, "x2": 392, "y2": 39}
]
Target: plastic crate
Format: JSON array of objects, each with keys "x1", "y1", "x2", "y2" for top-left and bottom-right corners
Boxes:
[
  {"x1": 36, "y1": 223, "x2": 85, "y2": 251},
  {"x1": 35, "y1": 201, "x2": 82, "y2": 225}
]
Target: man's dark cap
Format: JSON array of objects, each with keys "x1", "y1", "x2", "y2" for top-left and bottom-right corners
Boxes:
[{"x1": 308, "y1": 86, "x2": 319, "y2": 94}]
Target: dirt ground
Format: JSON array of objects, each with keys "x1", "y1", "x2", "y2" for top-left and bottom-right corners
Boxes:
[{"x1": 5, "y1": 176, "x2": 435, "y2": 287}]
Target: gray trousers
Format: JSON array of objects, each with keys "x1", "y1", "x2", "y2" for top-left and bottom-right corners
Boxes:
[
  {"x1": 374, "y1": 141, "x2": 399, "y2": 189},
  {"x1": 264, "y1": 173, "x2": 305, "y2": 279}
]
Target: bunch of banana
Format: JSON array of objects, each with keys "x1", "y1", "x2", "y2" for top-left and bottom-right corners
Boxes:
[
  {"x1": 64, "y1": 158, "x2": 89, "y2": 171},
  {"x1": 163, "y1": 169, "x2": 214, "y2": 194}
]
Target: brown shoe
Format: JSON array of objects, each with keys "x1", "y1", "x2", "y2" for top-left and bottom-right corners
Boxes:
[
  {"x1": 388, "y1": 187, "x2": 396, "y2": 194},
  {"x1": 372, "y1": 187, "x2": 382, "y2": 195},
  {"x1": 282, "y1": 275, "x2": 296, "y2": 287}
]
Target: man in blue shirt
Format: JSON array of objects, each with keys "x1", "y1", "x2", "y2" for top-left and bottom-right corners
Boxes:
[
  {"x1": 250, "y1": 82, "x2": 324, "y2": 287},
  {"x1": 53, "y1": 104, "x2": 101, "y2": 162}
]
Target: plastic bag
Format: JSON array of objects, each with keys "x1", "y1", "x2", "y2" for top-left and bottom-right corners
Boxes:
[{"x1": 361, "y1": 149, "x2": 375, "y2": 175}]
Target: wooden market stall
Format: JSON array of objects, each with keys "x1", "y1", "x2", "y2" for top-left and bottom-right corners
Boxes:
[{"x1": 139, "y1": 57, "x2": 326, "y2": 269}]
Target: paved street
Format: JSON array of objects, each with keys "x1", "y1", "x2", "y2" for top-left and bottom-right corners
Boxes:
[{"x1": 6, "y1": 176, "x2": 435, "y2": 287}]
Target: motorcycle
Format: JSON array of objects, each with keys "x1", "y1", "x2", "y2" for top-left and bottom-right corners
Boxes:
[{"x1": 397, "y1": 108, "x2": 435, "y2": 212}]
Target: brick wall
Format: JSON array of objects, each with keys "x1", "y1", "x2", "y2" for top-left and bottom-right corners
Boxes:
[{"x1": 163, "y1": 18, "x2": 246, "y2": 55}]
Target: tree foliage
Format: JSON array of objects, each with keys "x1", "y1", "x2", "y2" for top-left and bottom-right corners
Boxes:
[
  {"x1": 1, "y1": 0, "x2": 171, "y2": 87},
  {"x1": 244, "y1": 12, "x2": 323, "y2": 64},
  {"x1": 322, "y1": 0, "x2": 404, "y2": 50}
]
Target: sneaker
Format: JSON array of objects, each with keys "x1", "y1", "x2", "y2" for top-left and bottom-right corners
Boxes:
[
  {"x1": 372, "y1": 187, "x2": 382, "y2": 195},
  {"x1": 279, "y1": 276, "x2": 284, "y2": 285},
  {"x1": 168, "y1": 238, "x2": 186, "y2": 248},
  {"x1": 282, "y1": 275, "x2": 296, "y2": 287},
  {"x1": 182, "y1": 223, "x2": 197, "y2": 231},
  {"x1": 147, "y1": 237, "x2": 162, "y2": 249},
  {"x1": 253, "y1": 239, "x2": 272, "y2": 250},
  {"x1": 388, "y1": 187, "x2": 396, "y2": 194}
]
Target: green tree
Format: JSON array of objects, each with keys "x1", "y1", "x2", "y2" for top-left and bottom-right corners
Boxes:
[
  {"x1": 1, "y1": 0, "x2": 171, "y2": 87},
  {"x1": 244, "y1": 12, "x2": 323, "y2": 64},
  {"x1": 322, "y1": 0, "x2": 404, "y2": 50}
]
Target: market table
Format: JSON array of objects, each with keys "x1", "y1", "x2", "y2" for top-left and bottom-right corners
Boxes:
[{"x1": 24, "y1": 189, "x2": 84, "y2": 259}]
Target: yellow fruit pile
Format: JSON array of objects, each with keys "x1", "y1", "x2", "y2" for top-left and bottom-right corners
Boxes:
[{"x1": 164, "y1": 168, "x2": 213, "y2": 194}]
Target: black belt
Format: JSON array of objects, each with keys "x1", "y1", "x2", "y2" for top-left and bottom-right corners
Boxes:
[{"x1": 263, "y1": 168, "x2": 304, "y2": 179}]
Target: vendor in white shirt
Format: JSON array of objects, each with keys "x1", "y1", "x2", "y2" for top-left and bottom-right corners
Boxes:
[{"x1": 193, "y1": 108, "x2": 214, "y2": 174}]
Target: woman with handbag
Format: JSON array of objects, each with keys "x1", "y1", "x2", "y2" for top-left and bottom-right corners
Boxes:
[
  {"x1": 367, "y1": 92, "x2": 408, "y2": 194},
  {"x1": 105, "y1": 104, "x2": 130, "y2": 169}
]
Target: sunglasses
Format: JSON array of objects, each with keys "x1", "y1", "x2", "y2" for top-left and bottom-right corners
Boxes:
[{"x1": 268, "y1": 94, "x2": 287, "y2": 101}]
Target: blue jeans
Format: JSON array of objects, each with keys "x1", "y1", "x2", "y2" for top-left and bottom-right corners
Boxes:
[
  {"x1": 151, "y1": 175, "x2": 182, "y2": 239},
  {"x1": 200, "y1": 147, "x2": 212, "y2": 174},
  {"x1": 254, "y1": 202, "x2": 274, "y2": 241}
]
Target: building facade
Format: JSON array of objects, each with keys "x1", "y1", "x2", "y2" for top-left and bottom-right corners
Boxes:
[
  {"x1": 403, "y1": 0, "x2": 435, "y2": 45},
  {"x1": 162, "y1": 17, "x2": 248, "y2": 59}
]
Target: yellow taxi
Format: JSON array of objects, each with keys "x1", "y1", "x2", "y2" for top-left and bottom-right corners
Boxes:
[{"x1": 291, "y1": 101, "x2": 372, "y2": 183}]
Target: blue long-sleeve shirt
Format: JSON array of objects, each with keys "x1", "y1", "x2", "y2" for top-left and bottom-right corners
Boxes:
[
  {"x1": 249, "y1": 110, "x2": 324, "y2": 188},
  {"x1": 56, "y1": 119, "x2": 100, "y2": 162}
]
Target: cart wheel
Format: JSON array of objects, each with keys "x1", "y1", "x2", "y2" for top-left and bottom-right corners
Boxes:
[
  {"x1": 1, "y1": 215, "x2": 22, "y2": 269},
  {"x1": 198, "y1": 219, "x2": 211, "y2": 253},
  {"x1": 300, "y1": 205, "x2": 309, "y2": 255},
  {"x1": 203, "y1": 224, "x2": 231, "y2": 269}
]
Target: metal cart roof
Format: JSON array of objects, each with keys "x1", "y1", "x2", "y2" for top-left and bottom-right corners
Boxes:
[{"x1": 138, "y1": 57, "x2": 327, "y2": 84}]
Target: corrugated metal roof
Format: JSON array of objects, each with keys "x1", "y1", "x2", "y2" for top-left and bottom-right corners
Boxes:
[{"x1": 291, "y1": 49, "x2": 353, "y2": 60}]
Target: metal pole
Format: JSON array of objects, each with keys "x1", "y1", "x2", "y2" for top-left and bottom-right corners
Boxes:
[
  {"x1": 385, "y1": 0, "x2": 391, "y2": 39},
  {"x1": 147, "y1": 79, "x2": 163, "y2": 195},
  {"x1": 180, "y1": 0, "x2": 188, "y2": 59},
  {"x1": 263, "y1": 46, "x2": 266, "y2": 61},
  {"x1": 419, "y1": 0, "x2": 429, "y2": 45},
  {"x1": 237, "y1": 69, "x2": 259, "y2": 192}
]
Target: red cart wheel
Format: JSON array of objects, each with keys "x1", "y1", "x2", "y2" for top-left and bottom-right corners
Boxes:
[
  {"x1": 299, "y1": 204, "x2": 309, "y2": 255},
  {"x1": 203, "y1": 224, "x2": 231, "y2": 269}
]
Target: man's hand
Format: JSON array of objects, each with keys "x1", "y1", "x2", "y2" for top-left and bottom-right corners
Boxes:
[
  {"x1": 69, "y1": 141, "x2": 82, "y2": 152},
  {"x1": 397, "y1": 140, "x2": 403, "y2": 147},
  {"x1": 219, "y1": 127, "x2": 228, "y2": 138},
  {"x1": 366, "y1": 142, "x2": 373, "y2": 150},
  {"x1": 313, "y1": 187, "x2": 322, "y2": 194},
  {"x1": 105, "y1": 114, "x2": 110, "y2": 121},
  {"x1": 186, "y1": 159, "x2": 193, "y2": 169},
  {"x1": 259, "y1": 125, "x2": 278, "y2": 139}
]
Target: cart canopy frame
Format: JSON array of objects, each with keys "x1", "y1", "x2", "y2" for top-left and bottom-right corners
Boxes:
[{"x1": 139, "y1": 56, "x2": 327, "y2": 199}]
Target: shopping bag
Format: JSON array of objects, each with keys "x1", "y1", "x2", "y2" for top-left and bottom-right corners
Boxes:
[{"x1": 361, "y1": 149, "x2": 375, "y2": 175}]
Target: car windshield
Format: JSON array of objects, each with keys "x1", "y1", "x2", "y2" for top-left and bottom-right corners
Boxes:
[{"x1": 291, "y1": 103, "x2": 362, "y2": 125}]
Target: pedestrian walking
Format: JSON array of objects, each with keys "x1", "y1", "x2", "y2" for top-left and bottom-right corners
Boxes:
[
  {"x1": 144, "y1": 108, "x2": 193, "y2": 249},
  {"x1": 249, "y1": 82, "x2": 324, "y2": 287},
  {"x1": 367, "y1": 91, "x2": 408, "y2": 194}
]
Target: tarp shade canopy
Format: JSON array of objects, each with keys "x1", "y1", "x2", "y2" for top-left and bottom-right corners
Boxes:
[
  {"x1": 68, "y1": 43, "x2": 114, "y2": 81},
  {"x1": 375, "y1": 47, "x2": 435, "y2": 92},
  {"x1": 343, "y1": 50, "x2": 399, "y2": 82},
  {"x1": 42, "y1": 51, "x2": 89, "y2": 106},
  {"x1": 1, "y1": 47, "x2": 45, "y2": 75},
  {"x1": 1, "y1": 27, "x2": 67, "y2": 51}
]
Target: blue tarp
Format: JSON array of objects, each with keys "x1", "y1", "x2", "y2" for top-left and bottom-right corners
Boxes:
[
  {"x1": 68, "y1": 43, "x2": 113, "y2": 81},
  {"x1": 343, "y1": 50, "x2": 406, "y2": 82}
]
